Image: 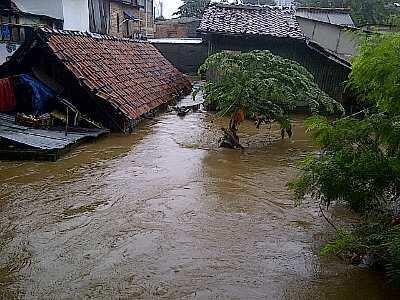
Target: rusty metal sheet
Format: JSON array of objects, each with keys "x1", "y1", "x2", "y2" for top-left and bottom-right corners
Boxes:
[{"x1": 0, "y1": 114, "x2": 108, "y2": 150}]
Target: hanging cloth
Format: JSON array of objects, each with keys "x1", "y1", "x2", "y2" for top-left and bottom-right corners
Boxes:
[
  {"x1": 0, "y1": 77, "x2": 16, "y2": 112},
  {"x1": 16, "y1": 74, "x2": 56, "y2": 115}
]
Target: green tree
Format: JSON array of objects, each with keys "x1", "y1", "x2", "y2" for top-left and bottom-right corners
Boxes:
[
  {"x1": 290, "y1": 33, "x2": 400, "y2": 285},
  {"x1": 173, "y1": 0, "x2": 211, "y2": 18},
  {"x1": 198, "y1": 50, "x2": 343, "y2": 146}
]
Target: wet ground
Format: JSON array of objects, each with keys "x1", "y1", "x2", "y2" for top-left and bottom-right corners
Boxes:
[{"x1": 0, "y1": 110, "x2": 399, "y2": 299}]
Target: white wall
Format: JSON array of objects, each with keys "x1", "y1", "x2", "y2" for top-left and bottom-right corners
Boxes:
[
  {"x1": 297, "y1": 17, "x2": 357, "y2": 62},
  {"x1": 62, "y1": 0, "x2": 90, "y2": 32}
]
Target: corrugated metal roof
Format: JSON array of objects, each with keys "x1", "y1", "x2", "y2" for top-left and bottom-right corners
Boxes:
[
  {"x1": 296, "y1": 8, "x2": 355, "y2": 27},
  {"x1": 149, "y1": 38, "x2": 203, "y2": 44},
  {"x1": 0, "y1": 114, "x2": 108, "y2": 150}
]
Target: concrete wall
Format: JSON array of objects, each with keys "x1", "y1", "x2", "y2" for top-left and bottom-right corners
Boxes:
[
  {"x1": 297, "y1": 17, "x2": 358, "y2": 62},
  {"x1": 152, "y1": 42, "x2": 208, "y2": 74},
  {"x1": 63, "y1": 0, "x2": 90, "y2": 32}
]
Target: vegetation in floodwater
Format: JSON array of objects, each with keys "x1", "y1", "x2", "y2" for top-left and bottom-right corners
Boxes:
[
  {"x1": 197, "y1": 50, "x2": 344, "y2": 147},
  {"x1": 290, "y1": 33, "x2": 400, "y2": 286}
]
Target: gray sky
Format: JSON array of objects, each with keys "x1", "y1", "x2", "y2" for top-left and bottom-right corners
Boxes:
[{"x1": 159, "y1": 0, "x2": 183, "y2": 18}]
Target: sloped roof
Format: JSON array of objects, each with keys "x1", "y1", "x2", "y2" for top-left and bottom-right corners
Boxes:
[
  {"x1": 10, "y1": 1, "x2": 20, "y2": 12},
  {"x1": 198, "y1": 4, "x2": 304, "y2": 39},
  {"x1": 296, "y1": 7, "x2": 355, "y2": 27},
  {"x1": 37, "y1": 28, "x2": 191, "y2": 122}
]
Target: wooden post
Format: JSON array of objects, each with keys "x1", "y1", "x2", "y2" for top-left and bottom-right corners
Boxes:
[{"x1": 65, "y1": 107, "x2": 69, "y2": 136}]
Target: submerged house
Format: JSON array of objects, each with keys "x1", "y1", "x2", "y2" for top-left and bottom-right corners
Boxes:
[
  {"x1": 198, "y1": 3, "x2": 351, "y2": 101},
  {"x1": 0, "y1": 28, "x2": 191, "y2": 133}
]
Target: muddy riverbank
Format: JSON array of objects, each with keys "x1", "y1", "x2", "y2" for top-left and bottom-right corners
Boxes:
[{"x1": 0, "y1": 112, "x2": 399, "y2": 299}]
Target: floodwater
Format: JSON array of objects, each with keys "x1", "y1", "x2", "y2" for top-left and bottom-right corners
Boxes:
[{"x1": 0, "y1": 110, "x2": 399, "y2": 299}]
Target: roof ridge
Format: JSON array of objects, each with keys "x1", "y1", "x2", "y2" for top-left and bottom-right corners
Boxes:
[
  {"x1": 38, "y1": 27, "x2": 148, "y2": 43},
  {"x1": 214, "y1": 3, "x2": 290, "y2": 11},
  {"x1": 296, "y1": 6, "x2": 352, "y2": 13},
  {"x1": 200, "y1": 3, "x2": 303, "y2": 40}
]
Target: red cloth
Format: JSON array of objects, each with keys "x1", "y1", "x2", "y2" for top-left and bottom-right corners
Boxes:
[{"x1": 0, "y1": 77, "x2": 16, "y2": 112}]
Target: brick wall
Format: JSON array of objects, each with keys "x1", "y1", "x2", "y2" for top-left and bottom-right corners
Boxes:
[
  {"x1": 109, "y1": 1, "x2": 154, "y2": 38},
  {"x1": 154, "y1": 18, "x2": 200, "y2": 38}
]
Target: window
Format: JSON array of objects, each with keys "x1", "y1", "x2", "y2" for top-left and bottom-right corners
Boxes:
[{"x1": 117, "y1": 13, "x2": 120, "y2": 33}]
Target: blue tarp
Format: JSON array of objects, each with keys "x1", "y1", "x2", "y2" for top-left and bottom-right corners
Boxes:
[
  {"x1": 1, "y1": 25, "x2": 11, "y2": 40},
  {"x1": 16, "y1": 74, "x2": 56, "y2": 115},
  {"x1": 123, "y1": 11, "x2": 140, "y2": 22}
]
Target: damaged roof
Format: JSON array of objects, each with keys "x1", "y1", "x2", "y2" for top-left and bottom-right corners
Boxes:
[
  {"x1": 198, "y1": 4, "x2": 304, "y2": 39},
  {"x1": 37, "y1": 28, "x2": 191, "y2": 122}
]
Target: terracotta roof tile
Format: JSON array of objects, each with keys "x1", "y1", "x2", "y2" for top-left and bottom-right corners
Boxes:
[
  {"x1": 199, "y1": 4, "x2": 304, "y2": 39},
  {"x1": 37, "y1": 28, "x2": 191, "y2": 121}
]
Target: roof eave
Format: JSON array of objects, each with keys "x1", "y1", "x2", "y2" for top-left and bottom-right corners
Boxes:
[
  {"x1": 197, "y1": 29, "x2": 305, "y2": 41},
  {"x1": 295, "y1": 15, "x2": 356, "y2": 29},
  {"x1": 306, "y1": 40, "x2": 352, "y2": 69}
]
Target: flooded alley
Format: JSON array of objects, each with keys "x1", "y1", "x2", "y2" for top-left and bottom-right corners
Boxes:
[{"x1": 0, "y1": 112, "x2": 399, "y2": 299}]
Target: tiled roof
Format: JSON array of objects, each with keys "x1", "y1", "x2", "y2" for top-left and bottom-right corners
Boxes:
[
  {"x1": 198, "y1": 4, "x2": 304, "y2": 39},
  {"x1": 38, "y1": 28, "x2": 191, "y2": 122}
]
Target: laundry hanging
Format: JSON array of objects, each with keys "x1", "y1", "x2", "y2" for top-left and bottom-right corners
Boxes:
[{"x1": 0, "y1": 77, "x2": 16, "y2": 112}]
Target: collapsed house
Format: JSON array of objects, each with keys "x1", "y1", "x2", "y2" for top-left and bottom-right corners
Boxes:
[
  {"x1": 198, "y1": 4, "x2": 352, "y2": 101},
  {"x1": 0, "y1": 27, "x2": 191, "y2": 160},
  {"x1": 0, "y1": 27, "x2": 191, "y2": 132}
]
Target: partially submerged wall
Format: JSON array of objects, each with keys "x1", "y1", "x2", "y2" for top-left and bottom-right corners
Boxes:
[
  {"x1": 206, "y1": 34, "x2": 350, "y2": 101},
  {"x1": 152, "y1": 41, "x2": 208, "y2": 75}
]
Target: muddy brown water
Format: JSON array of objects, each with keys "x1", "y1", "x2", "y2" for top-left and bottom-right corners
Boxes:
[{"x1": 0, "y1": 111, "x2": 399, "y2": 299}]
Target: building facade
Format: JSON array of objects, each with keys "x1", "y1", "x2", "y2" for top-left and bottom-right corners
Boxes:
[
  {"x1": 0, "y1": 1, "x2": 62, "y2": 64},
  {"x1": 2, "y1": 1, "x2": 155, "y2": 37},
  {"x1": 108, "y1": 0, "x2": 154, "y2": 39}
]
